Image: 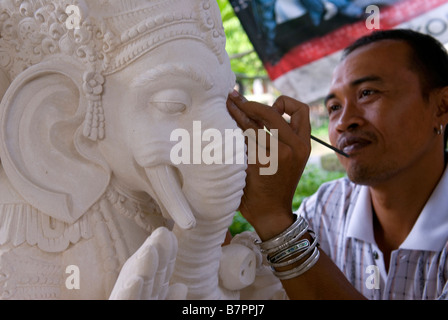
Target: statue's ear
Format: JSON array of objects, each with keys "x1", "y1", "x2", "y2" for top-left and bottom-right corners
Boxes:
[{"x1": 0, "y1": 59, "x2": 110, "y2": 223}]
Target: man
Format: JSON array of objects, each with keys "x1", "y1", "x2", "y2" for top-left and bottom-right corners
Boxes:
[{"x1": 227, "y1": 29, "x2": 448, "y2": 299}]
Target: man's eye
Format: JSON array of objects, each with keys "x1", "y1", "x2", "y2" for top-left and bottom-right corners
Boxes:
[
  {"x1": 327, "y1": 104, "x2": 341, "y2": 114},
  {"x1": 360, "y1": 89, "x2": 376, "y2": 98}
]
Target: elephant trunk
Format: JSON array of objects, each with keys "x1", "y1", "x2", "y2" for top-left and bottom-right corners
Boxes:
[
  {"x1": 145, "y1": 163, "x2": 246, "y2": 299},
  {"x1": 141, "y1": 107, "x2": 247, "y2": 299},
  {"x1": 171, "y1": 214, "x2": 234, "y2": 299},
  {"x1": 144, "y1": 156, "x2": 246, "y2": 297}
]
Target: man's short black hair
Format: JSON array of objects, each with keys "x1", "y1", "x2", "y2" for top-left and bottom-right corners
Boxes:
[{"x1": 342, "y1": 29, "x2": 448, "y2": 151}]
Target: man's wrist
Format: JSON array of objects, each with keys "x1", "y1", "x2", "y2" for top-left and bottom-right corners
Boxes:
[
  {"x1": 251, "y1": 211, "x2": 295, "y2": 242},
  {"x1": 255, "y1": 214, "x2": 321, "y2": 281}
]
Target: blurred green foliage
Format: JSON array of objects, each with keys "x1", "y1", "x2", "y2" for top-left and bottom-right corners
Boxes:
[
  {"x1": 229, "y1": 164, "x2": 346, "y2": 236},
  {"x1": 292, "y1": 164, "x2": 346, "y2": 211},
  {"x1": 229, "y1": 211, "x2": 254, "y2": 236},
  {"x1": 217, "y1": 0, "x2": 267, "y2": 78}
]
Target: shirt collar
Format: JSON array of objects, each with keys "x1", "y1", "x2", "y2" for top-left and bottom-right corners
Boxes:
[
  {"x1": 347, "y1": 166, "x2": 448, "y2": 252},
  {"x1": 400, "y1": 165, "x2": 448, "y2": 251},
  {"x1": 346, "y1": 185, "x2": 375, "y2": 244}
]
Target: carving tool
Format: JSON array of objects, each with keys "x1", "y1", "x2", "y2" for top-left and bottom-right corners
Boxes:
[
  {"x1": 310, "y1": 135, "x2": 349, "y2": 158},
  {"x1": 228, "y1": 90, "x2": 349, "y2": 158}
]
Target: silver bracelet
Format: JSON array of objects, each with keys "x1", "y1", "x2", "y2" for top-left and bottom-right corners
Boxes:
[
  {"x1": 267, "y1": 238, "x2": 310, "y2": 264},
  {"x1": 262, "y1": 223, "x2": 309, "y2": 255},
  {"x1": 269, "y1": 233, "x2": 319, "y2": 268},
  {"x1": 256, "y1": 214, "x2": 308, "y2": 254},
  {"x1": 255, "y1": 214, "x2": 320, "y2": 280},
  {"x1": 273, "y1": 247, "x2": 320, "y2": 280}
]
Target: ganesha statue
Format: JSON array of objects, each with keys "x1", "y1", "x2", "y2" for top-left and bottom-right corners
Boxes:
[{"x1": 0, "y1": 0, "x2": 285, "y2": 300}]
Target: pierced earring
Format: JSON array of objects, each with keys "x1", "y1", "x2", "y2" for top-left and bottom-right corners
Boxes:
[{"x1": 436, "y1": 124, "x2": 444, "y2": 135}]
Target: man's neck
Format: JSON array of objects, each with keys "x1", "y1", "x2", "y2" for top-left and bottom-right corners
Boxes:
[{"x1": 369, "y1": 153, "x2": 446, "y2": 262}]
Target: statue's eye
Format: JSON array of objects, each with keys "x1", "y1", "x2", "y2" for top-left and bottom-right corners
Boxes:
[
  {"x1": 152, "y1": 102, "x2": 187, "y2": 114},
  {"x1": 150, "y1": 89, "x2": 191, "y2": 115}
]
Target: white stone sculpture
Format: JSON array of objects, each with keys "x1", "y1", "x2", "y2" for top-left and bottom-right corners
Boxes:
[{"x1": 0, "y1": 0, "x2": 288, "y2": 300}]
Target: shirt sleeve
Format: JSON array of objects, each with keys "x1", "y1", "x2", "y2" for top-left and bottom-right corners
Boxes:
[
  {"x1": 437, "y1": 246, "x2": 448, "y2": 300},
  {"x1": 294, "y1": 177, "x2": 355, "y2": 259}
]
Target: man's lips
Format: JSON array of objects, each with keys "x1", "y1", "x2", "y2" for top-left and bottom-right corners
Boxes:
[{"x1": 337, "y1": 136, "x2": 373, "y2": 155}]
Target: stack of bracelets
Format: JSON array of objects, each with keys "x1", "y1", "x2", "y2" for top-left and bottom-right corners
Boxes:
[{"x1": 256, "y1": 214, "x2": 320, "y2": 280}]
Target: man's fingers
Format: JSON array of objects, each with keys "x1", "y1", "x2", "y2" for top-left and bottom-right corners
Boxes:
[
  {"x1": 228, "y1": 92, "x2": 308, "y2": 148},
  {"x1": 227, "y1": 97, "x2": 264, "y2": 132},
  {"x1": 227, "y1": 97, "x2": 273, "y2": 150},
  {"x1": 228, "y1": 91, "x2": 280, "y2": 127},
  {"x1": 272, "y1": 95, "x2": 311, "y2": 136}
]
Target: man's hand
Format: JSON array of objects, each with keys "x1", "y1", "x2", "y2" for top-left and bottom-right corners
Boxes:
[
  {"x1": 227, "y1": 93, "x2": 366, "y2": 300},
  {"x1": 226, "y1": 91, "x2": 311, "y2": 241}
]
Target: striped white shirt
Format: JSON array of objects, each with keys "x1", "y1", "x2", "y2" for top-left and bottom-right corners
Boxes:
[{"x1": 297, "y1": 167, "x2": 448, "y2": 300}]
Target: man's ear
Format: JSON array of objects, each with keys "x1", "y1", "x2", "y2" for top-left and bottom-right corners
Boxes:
[
  {"x1": 0, "y1": 59, "x2": 111, "y2": 223},
  {"x1": 435, "y1": 86, "x2": 448, "y2": 122}
]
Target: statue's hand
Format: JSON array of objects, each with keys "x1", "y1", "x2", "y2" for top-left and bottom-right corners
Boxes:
[
  {"x1": 227, "y1": 231, "x2": 287, "y2": 300},
  {"x1": 109, "y1": 227, "x2": 187, "y2": 300}
]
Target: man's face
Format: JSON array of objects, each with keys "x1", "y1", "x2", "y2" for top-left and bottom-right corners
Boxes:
[{"x1": 326, "y1": 40, "x2": 440, "y2": 186}]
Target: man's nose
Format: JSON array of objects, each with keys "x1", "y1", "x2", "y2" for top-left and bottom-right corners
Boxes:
[{"x1": 335, "y1": 101, "x2": 365, "y2": 133}]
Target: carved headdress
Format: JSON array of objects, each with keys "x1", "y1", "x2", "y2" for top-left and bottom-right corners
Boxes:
[{"x1": 0, "y1": 0, "x2": 227, "y2": 140}]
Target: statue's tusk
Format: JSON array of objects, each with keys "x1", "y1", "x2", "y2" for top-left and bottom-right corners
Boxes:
[{"x1": 145, "y1": 165, "x2": 196, "y2": 230}]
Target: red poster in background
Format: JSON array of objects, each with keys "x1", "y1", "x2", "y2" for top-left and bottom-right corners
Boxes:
[
  {"x1": 266, "y1": 0, "x2": 448, "y2": 80},
  {"x1": 230, "y1": 0, "x2": 448, "y2": 101}
]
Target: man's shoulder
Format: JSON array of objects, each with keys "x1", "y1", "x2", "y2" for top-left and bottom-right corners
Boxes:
[
  {"x1": 299, "y1": 175, "x2": 361, "y2": 213},
  {"x1": 314, "y1": 176, "x2": 358, "y2": 199},
  {"x1": 298, "y1": 176, "x2": 364, "y2": 245}
]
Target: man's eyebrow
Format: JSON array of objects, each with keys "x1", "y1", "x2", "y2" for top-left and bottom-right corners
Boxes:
[
  {"x1": 324, "y1": 75, "x2": 384, "y2": 106},
  {"x1": 131, "y1": 63, "x2": 213, "y2": 90},
  {"x1": 324, "y1": 93, "x2": 336, "y2": 106},
  {"x1": 350, "y1": 75, "x2": 384, "y2": 87}
]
